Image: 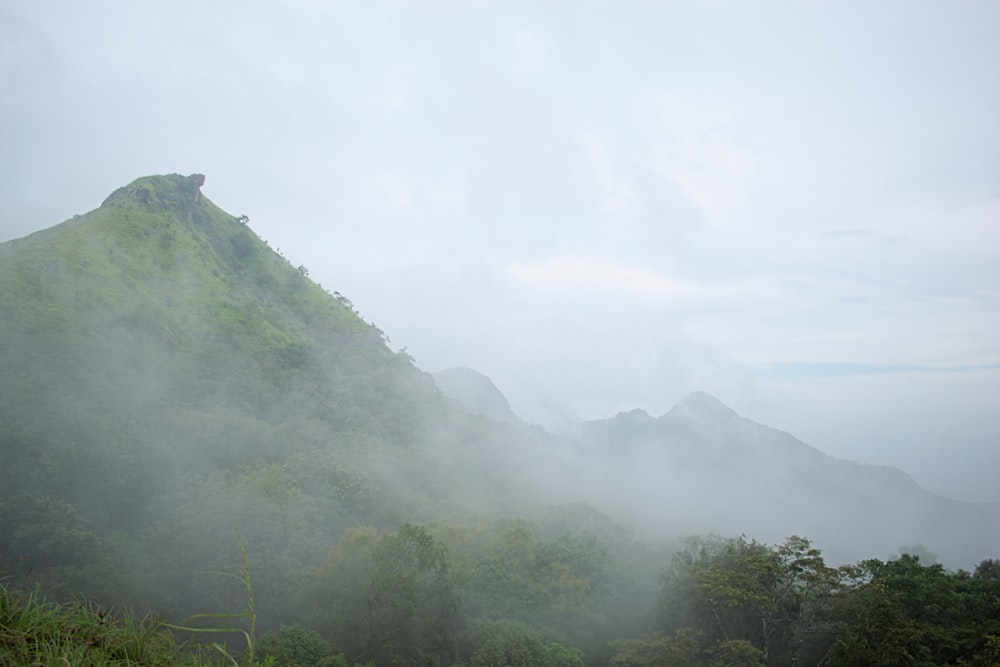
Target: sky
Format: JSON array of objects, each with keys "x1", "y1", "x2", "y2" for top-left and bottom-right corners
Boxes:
[{"x1": 2, "y1": 1, "x2": 999, "y2": 501}]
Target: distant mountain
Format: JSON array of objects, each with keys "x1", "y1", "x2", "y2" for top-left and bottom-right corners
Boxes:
[
  {"x1": 424, "y1": 364, "x2": 1000, "y2": 567},
  {"x1": 575, "y1": 391, "x2": 1000, "y2": 567},
  {"x1": 432, "y1": 366, "x2": 522, "y2": 424}
]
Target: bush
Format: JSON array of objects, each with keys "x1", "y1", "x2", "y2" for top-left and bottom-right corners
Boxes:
[{"x1": 258, "y1": 624, "x2": 346, "y2": 667}]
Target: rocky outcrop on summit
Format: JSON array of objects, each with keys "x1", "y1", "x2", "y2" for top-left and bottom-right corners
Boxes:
[
  {"x1": 101, "y1": 173, "x2": 207, "y2": 210},
  {"x1": 182, "y1": 173, "x2": 205, "y2": 201}
]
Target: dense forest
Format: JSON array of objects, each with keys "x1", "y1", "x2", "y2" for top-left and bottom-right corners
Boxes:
[
  {"x1": 3, "y1": 530, "x2": 1000, "y2": 665},
  {"x1": 1, "y1": 174, "x2": 998, "y2": 666}
]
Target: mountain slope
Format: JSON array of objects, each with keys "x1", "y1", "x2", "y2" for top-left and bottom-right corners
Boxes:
[{"x1": 0, "y1": 174, "x2": 542, "y2": 537}]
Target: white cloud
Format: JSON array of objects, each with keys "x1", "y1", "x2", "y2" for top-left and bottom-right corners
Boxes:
[{"x1": 509, "y1": 256, "x2": 686, "y2": 295}]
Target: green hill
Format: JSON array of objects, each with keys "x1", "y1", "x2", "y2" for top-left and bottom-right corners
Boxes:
[
  {"x1": 1, "y1": 174, "x2": 425, "y2": 518},
  {"x1": 0, "y1": 174, "x2": 553, "y2": 615}
]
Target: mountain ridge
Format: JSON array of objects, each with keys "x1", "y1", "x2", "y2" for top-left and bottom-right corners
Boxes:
[{"x1": 427, "y1": 362, "x2": 994, "y2": 564}]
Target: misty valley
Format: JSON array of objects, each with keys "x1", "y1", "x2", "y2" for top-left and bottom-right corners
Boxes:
[{"x1": 1, "y1": 174, "x2": 999, "y2": 666}]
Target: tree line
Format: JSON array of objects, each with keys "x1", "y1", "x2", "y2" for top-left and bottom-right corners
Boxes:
[{"x1": 4, "y1": 496, "x2": 998, "y2": 666}]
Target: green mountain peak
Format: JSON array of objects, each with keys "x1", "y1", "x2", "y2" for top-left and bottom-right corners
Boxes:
[
  {"x1": 101, "y1": 172, "x2": 206, "y2": 209},
  {"x1": 0, "y1": 174, "x2": 434, "y2": 524}
]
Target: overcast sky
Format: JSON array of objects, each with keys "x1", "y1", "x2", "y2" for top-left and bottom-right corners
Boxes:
[{"x1": 3, "y1": 1, "x2": 999, "y2": 501}]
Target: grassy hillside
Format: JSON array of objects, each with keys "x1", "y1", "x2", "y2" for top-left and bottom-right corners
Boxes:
[
  {"x1": 0, "y1": 173, "x2": 403, "y2": 422},
  {"x1": 0, "y1": 174, "x2": 551, "y2": 614}
]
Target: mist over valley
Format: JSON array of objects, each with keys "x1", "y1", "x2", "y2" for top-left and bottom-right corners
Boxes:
[
  {"x1": 3, "y1": 2, "x2": 1000, "y2": 662},
  {"x1": 1, "y1": 175, "x2": 998, "y2": 665}
]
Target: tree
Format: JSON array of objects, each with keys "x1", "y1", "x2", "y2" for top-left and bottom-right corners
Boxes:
[
  {"x1": 610, "y1": 628, "x2": 705, "y2": 666},
  {"x1": 660, "y1": 536, "x2": 778, "y2": 653},
  {"x1": 459, "y1": 619, "x2": 585, "y2": 667},
  {"x1": 365, "y1": 523, "x2": 458, "y2": 665},
  {"x1": 896, "y1": 544, "x2": 939, "y2": 565},
  {"x1": 658, "y1": 535, "x2": 844, "y2": 666},
  {"x1": 306, "y1": 524, "x2": 458, "y2": 666},
  {"x1": 830, "y1": 554, "x2": 1000, "y2": 665},
  {"x1": 258, "y1": 625, "x2": 345, "y2": 667},
  {"x1": 0, "y1": 493, "x2": 119, "y2": 601},
  {"x1": 708, "y1": 639, "x2": 766, "y2": 667}
]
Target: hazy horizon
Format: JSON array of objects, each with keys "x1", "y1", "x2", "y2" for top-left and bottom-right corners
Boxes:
[{"x1": 2, "y1": 1, "x2": 998, "y2": 502}]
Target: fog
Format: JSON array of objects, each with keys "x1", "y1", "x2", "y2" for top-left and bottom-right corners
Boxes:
[{"x1": 2, "y1": 1, "x2": 999, "y2": 501}]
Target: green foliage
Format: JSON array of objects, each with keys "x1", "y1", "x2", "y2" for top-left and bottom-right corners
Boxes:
[
  {"x1": 897, "y1": 543, "x2": 940, "y2": 565},
  {"x1": 457, "y1": 619, "x2": 585, "y2": 667},
  {"x1": 647, "y1": 536, "x2": 1000, "y2": 666},
  {"x1": 446, "y1": 517, "x2": 612, "y2": 618},
  {"x1": 0, "y1": 493, "x2": 125, "y2": 602},
  {"x1": 610, "y1": 628, "x2": 705, "y2": 666},
  {"x1": 305, "y1": 524, "x2": 458, "y2": 666},
  {"x1": 707, "y1": 639, "x2": 766, "y2": 667},
  {"x1": 0, "y1": 493, "x2": 103, "y2": 571},
  {"x1": 365, "y1": 523, "x2": 459, "y2": 664},
  {"x1": 610, "y1": 630, "x2": 767, "y2": 667},
  {"x1": 975, "y1": 558, "x2": 1000, "y2": 580},
  {"x1": 438, "y1": 513, "x2": 623, "y2": 658},
  {"x1": 657, "y1": 535, "x2": 845, "y2": 666},
  {"x1": 230, "y1": 228, "x2": 259, "y2": 262},
  {"x1": 0, "y1": 581, "x2": 204, "y2": 666},
  {"x1": 830, "y1": 554, "x2": 1000, "y2": 666},
  {"x1": 257, "y1": 625, "x2": 345, "y2": 667}
]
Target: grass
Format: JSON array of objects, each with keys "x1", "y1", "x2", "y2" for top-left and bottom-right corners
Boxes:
[
  {"x1": 166, "y1": 518, "x2": 259, "y2": 667},
  {"x1": 0, "y1": 172, "x2": 382, "y2": 389},
  {"x1": 0, "y1": 580, "x2": 217, "y2": 666},
  {"x1": 0, "y1": 516, "x2": 270, "y2": 666}
]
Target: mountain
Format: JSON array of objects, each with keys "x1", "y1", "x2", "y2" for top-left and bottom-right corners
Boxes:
[
  {"x1": 0, "y1": 175, "x2": 549, "y2": 558},
  {"x1": 432, "y1": 366, "x2": 522, "y2": 424},
  {"x1": 426, "y1": 362, "x2": 1000, "y2": 568},
  {"x1": 0, "y1": 172, "x2": 996, "y2": 628},
  {"x1": 575, "y1": 391, "x2": 1000, "y2": 567}
]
